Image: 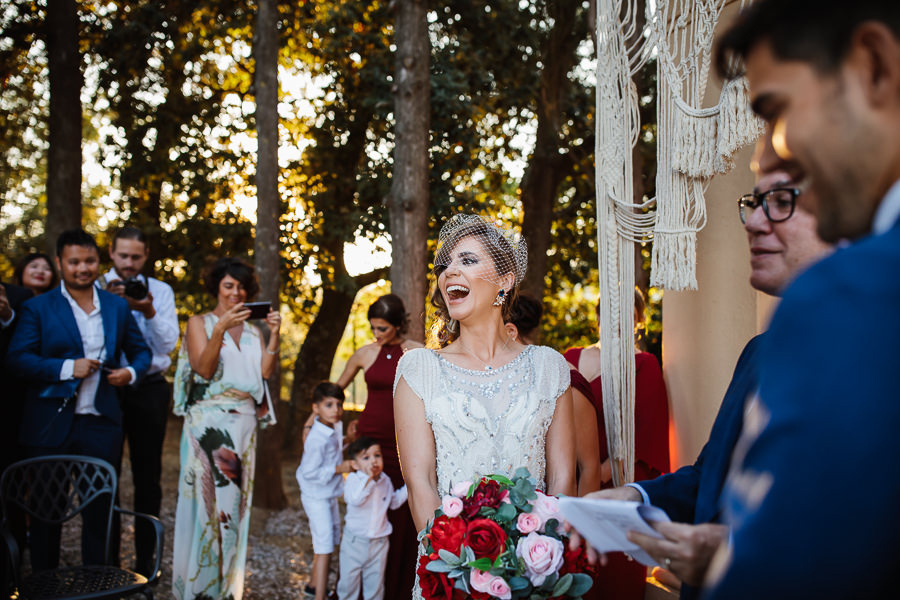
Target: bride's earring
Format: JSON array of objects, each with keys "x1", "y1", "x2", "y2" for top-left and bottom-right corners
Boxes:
[{"x1": 493, "y1": 289, "x2": 506, "y2": 307}]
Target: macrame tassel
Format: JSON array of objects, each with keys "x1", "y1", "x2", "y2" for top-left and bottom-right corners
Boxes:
[
  {"x1": 670, "y1": 106, "x2": 720, "y2": 178},
  {"x1": 650, "y1": 230, "x2": 698, "y2": 290},
  {"x1": 716, "y1": 77, "x2": 765, "y2": 169}
]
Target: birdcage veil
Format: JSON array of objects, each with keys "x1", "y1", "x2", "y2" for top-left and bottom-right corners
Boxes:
[{"x1": 433, "y1": 214, "x2": 528, "y2": 289}]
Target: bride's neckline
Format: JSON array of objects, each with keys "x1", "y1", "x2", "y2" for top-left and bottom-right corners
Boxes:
[{"x1": 432, "y1": 344, "x2": 533, "y2": 375}]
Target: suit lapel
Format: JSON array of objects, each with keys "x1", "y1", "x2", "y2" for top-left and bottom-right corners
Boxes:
[
  {"x1": 51, "y1": 288, "x2": 85, "y2": 354},
  {"x1": 98, "y1": 291, "x2": 117, "y2": 362}
]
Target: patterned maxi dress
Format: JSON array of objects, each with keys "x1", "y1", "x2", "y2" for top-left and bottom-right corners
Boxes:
[
  {"x1": 394, "y1": 345, "x2": 570, "y2": 600},
  {"x1": 171, "y1": 314, "x2": 275, "y2": 600}
]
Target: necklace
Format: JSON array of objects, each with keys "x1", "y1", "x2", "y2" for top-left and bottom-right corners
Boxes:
[
  {"x1": 385, "y1": 338, "x2": 403, "y2": 360},
  {"x1": 454, "y1": 335, "x2": 513, "y2": 371}
]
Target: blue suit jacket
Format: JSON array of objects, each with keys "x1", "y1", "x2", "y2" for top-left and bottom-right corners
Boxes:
[
  {"x1": 707, "y1": 220, "x2": 900, "y2": 599},
  {"x1": 6, "y1": 286, "x2": 152, "y2": 448},
  {"x1": 638, "y1": 335, "x2": 761, "y2": 600}
]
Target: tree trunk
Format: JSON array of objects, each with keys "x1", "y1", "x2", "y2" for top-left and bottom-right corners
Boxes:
[
  {"x1": 282, "y1": 263, "x2": 387, "y2": 454},
  {"x1": 519, "y1": 0, "x2": 582, "y2": 303},
  {"x1": 46, "y1": 0, "x2": 82, "y2": 250},
  {"x1": 252, "y1": 0, "x2": 286, "y2": 510},
  {"x1": 387, "y1": 0, "x2": 430, "y2": 344}
]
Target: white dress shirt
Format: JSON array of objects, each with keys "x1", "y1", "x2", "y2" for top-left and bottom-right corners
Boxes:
[
  {"x1": 57, "y1": 283, "x2": 135, "y2": 414},
  {"x1": 343, "y1": 471, "x2": 408, "y2": 539},
  {"x1": 101, "y1": 269, "x2": 178, "y2": 376},
  {"x1": 873, "y1": 178, "x2": 900, "y2": 235},
  {"x1": 296, "y1": 418, "x2": 345, "y2": 499}
]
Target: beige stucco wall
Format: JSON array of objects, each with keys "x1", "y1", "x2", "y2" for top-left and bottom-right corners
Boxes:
[{"x1": 659, "y1": 3, "x2": 766, "y2": 469}]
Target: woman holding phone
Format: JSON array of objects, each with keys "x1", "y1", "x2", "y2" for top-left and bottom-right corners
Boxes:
[{"x1": 171, "y1": 257, "x2": 280, "y2": 600}]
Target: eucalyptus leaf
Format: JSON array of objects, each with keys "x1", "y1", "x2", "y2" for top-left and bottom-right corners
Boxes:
[
  {"x1": 438, "y1": 549, "x2": 463, "y2": 566},
  {"x1": 496, "y1": 502, "x2": 518, "y2": 523},
  {"x1": 552, "y1": 573, "x2": 573, "y2": 596},
  {"x1": 569, "y1": 573, "x2": 593, "y2": 596},
  {"x1": 509, "y1": 576, "x2": 531, "y2": 591},
  {"x1": 425, "y1": 560, "x2": 452, "y2": 573}
]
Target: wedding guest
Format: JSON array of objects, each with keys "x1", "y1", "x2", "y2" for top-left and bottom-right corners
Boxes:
[
  {"x1": 337, "y1": 436, "x2": 408, "y2": 600},
  {"x1": 297, "y1": 382, "x2": 355, "y2": 600},
  {"x1": 171, "y1": 257, "x2": 280, "y2": 600},
  {"x1": 14, "y1": 252, "x2": 58, "y2": 295},
  {"x1": 507, "y1": 293, "x2": 603, "y2": 495},
  {"x1": 7, "y1": 229, "x2": 151, "y2": 570},
  {"x1": 100, "y1": 225, "x2": 178, "y2": 577},
  {"x1": 564, "y1": 288, "x2": 670, "y2": 600},
  {"x1": 332, "y1": 293, "x2": 422, "y2": 598}
]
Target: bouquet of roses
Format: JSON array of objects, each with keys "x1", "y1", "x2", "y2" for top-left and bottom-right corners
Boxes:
[{"x1": 417, "y1": 468, "x2": 595, "y2": 600}]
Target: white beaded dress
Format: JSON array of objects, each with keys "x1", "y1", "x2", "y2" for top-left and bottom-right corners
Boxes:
[{"x1": 394, "y1": 345, "x2": 570, "y2": 600}]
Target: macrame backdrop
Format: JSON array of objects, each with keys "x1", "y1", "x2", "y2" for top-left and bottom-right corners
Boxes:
[{"x1": 594, "y1": 0, "x2": 761, "y2": 486}]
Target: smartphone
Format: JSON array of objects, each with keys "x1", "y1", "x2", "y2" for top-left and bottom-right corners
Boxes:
[{"x1": 244, "y1": 301, "x2": 271, "y2": 320}]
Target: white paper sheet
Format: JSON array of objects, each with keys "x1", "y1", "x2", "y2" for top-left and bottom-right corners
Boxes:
[{"x1": 558, "y1": 497, "x2": 672, "y2": 567}]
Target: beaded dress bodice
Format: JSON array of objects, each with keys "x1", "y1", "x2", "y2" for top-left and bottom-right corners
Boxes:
[{"x1": 394, "y1": 345, "x2": 569, "y2": 495}]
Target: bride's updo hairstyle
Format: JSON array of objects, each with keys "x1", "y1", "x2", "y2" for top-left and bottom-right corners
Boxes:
[
  {"x1": 429, "y1": 214, "x2": 528, "y2": 347},
  {"x1": 367, "y1": 293, "x2": 410, "y2": 335}
]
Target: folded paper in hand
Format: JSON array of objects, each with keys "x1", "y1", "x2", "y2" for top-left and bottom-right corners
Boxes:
[{"x1": 558, "y1": 497, "x2": 671, "y2": 567}]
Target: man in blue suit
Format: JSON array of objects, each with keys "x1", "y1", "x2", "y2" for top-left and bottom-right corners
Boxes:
[
  {"x1": 7, "y1": 229, "x2": 151, "y2": 570},
  {"x1": 701, "y1": 1, "x2": 900, "y2": 597},
  {"x1": 576, "y1": 165, "x2": 830, "y2": 599}
]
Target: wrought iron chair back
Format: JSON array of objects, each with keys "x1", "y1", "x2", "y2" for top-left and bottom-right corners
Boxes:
[{"x1": 0, "y1": 455, "x2": 163, "y2": 599}]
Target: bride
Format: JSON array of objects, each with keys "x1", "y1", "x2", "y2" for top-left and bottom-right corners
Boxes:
[{"x1": 394, "y1": 214, "x2": 576, "y2": 593}]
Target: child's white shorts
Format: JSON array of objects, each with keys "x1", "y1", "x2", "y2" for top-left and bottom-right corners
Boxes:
[{"x1": 301, "y1": 494, "x2": 341, "y2": 554}]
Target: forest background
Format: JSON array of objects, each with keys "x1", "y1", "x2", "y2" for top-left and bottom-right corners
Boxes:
[{"x1": 0, "y1": 0, "x2": 660, "y2": 508}]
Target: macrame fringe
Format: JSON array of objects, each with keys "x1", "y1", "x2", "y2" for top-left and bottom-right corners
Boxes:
[
  {"x1": 650, "y1": 230, "x2": 698, "y2": 291},
  {"x1": 670, "y1": 107, "x2": 720, "y2": 178},
  {"x1": 716, "y1": 77, "x2": 765, "y2": 165}
]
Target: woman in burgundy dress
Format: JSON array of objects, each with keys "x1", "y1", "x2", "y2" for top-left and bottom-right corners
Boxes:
[
  {"x1": 564, "y1": 288, "x2": 670, "y2": 600},
  {"x1": 335, "y1": 293, "x2": 423, "y2": 599}
]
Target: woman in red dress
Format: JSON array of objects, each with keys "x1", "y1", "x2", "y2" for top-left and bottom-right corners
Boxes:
[
  {"x1": 335, "y1": 293, "x2": 423, "y2": 599},
  {"x1": 564, "y1": 288, "x2": 670, "y2": 600}
]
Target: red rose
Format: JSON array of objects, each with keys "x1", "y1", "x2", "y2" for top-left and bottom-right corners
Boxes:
[
  {"x1": 559, "y1": 544, "x2": 598, "y2": 577},
  {"x1": 417, "y1": 554, "x2": 465, "y2": 600},
  {"x1": 465, "y1": 518, "x2": 508, "y2": 560},
  {"x1": 462, "y1": 478, "x2": 504, "y2": 519},
  {"x1": 428, "y1": 515, "x2": 467, "y2": 555}
]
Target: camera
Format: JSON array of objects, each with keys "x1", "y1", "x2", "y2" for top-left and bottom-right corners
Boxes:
[{"x1": 122, "y1": 277, "x2": 149, "y2": 300}]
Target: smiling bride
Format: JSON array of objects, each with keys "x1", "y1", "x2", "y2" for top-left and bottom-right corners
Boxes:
[{"x1": 393, "y1": 213, "x2": 576, "y2": 599}]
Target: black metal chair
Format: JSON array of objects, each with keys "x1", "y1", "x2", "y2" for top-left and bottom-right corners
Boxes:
[{"x1": 0, "y1": 455, "x2": 163, "y2": 600}]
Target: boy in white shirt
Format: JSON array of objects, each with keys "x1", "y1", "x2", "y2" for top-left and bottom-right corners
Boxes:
[
  {"x1": 296, "y1": 382, "x2": 354, "y2": 600},
  {"x1": 337, "y1": 436, "x2": 408, "y2": 600}
]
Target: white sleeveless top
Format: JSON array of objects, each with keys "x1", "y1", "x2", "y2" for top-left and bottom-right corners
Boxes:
[{"x1": 394, "y1": 345, "x2": 570, "y2": 493}]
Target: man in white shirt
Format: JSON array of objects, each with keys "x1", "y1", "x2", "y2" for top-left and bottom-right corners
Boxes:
[
  {"x1": 99, "y1": 225, "x2": 178, "y2": 577},
  {"x1": 7, "y1": 228, "x2": 151, "y2": 570}
]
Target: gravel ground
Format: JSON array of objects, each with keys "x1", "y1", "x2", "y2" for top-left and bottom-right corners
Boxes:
[{"x1": 46, "y1": 416, "x2": 333, "y2": 600}]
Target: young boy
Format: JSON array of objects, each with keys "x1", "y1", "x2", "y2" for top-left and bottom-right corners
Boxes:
[
  {"x1": 337, "y1": 436, "x2": 408, "y2": 600},
  {"x1": 296, "y1": 382, "x2": 354, "y2": 600}
]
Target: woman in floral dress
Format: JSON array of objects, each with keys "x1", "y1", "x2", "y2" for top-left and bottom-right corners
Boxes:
[{"x1": 172, "y1": 257, "x2": 280, "y2": 600}]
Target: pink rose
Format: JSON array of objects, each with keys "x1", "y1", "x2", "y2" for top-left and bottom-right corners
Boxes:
[
  {"x1": 500, "y1": 490, "x2": 511, "y2": 504},
  {"x1": 515, "y1": 532, "x2": 565, "y2": 586},
  {"x1": 451, "y1": 480, "x2": 473, "y2": 498},
  {"x1": 441, "y1": 495, "x2": 464, "y2": 518},
  {"x1": 516, "y1": 512, "x2": 542, "y2": 534},
  {"x1": 488, "y1": 576, "x2": 512, "y2": 600},
  {"x1": 531, "y1": 491, "x2": 561, "y2": 532},
  {"x1": 469, "y1": 569, "x2": 493, "y2": 593}
]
